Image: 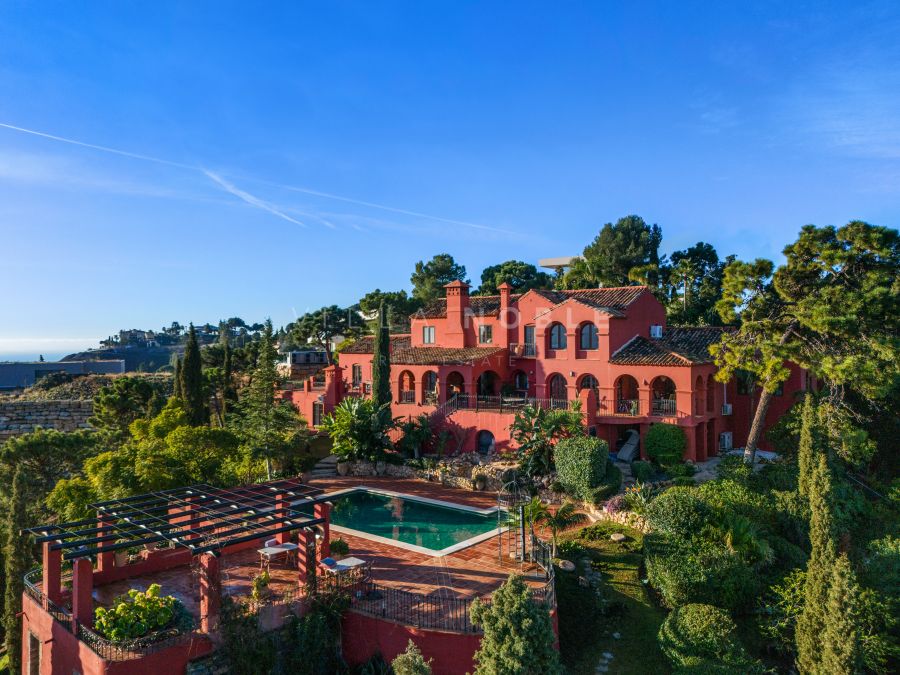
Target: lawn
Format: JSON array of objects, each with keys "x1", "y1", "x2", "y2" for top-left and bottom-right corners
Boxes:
[{"x1": 556, "y1": 520, "x2": 670, "y2": 674}]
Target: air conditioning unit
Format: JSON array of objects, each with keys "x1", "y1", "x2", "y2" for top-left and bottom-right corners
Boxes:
[
  {"x1": 721, "y1": 403, "x2": 733, "y2": 416},
  {"x1": 649, "y1": 324, "x2": 663, "y2": 339},
  {"x1": 719, "y1": 431, "x2": 733, "y2": 451}
]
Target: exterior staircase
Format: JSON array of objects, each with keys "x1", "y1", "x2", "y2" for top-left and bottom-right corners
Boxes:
[{"x1": 309, "y1": 454, "x2": 338, "y2": 479}]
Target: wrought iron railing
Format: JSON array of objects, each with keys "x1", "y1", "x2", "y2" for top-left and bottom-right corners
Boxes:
[
  {"x1": 651, "y1": 398, "x2": 677, "y2": 416},
  {"x1": 600, "y1": 398, "x2": 641, "y2": 416},
  {"x1": 509, "y1": 343, "x2": 537, "y2": 358},
  {"x1": 399, "y1": 390, "x2": 416, "y2": 404},
  {"x1": 76, "y1": 622, "x2": 198, "y2": 661},
  {"x1": 449, "y1": 394, "x2": 573, "y2": 414}
]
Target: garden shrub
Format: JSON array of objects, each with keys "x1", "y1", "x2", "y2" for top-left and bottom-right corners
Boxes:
[
  {"x1": 645, "y1": 423, "x2": 686, "y2": 465},
  {"x1": 94, "y1": 583, "x2": 186, "y2": 641},
  {"x1": 392, "y1": 639, "x2": 433, "y2": 675},
  {"x1": 591, "y1": 462, "x2": 622, "y2": 502},
  {"x1": 554, "y1": 436, "x2": 609, "y2": 501},
  {"x1": 663, "y1": 461, "x2": 697, "y2": 478},
  {"x1": 646, "y1": 487, "x2": 711, "y2": 539},
  {"x1": 658, "y1": 604, "x2": 763, "y2": 673},
  {"x1": 644, "y1": 536, "x2": 760, "y2": 610},
  {"x1": 672, "y1": 476, "x2": 695, "y2": 486},
  {"x1": 631, "y1": 460, "x2": 654, "y2": 483}
]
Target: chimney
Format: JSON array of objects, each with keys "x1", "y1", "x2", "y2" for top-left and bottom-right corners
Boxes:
[
  {"x1": 444, "y1": 280, "x2": 470, "y2": 348},
  {"x1": 497, "y1": 282, "x2": 512, "y2": 347}
]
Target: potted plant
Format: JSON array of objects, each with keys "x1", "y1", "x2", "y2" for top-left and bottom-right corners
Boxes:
[
  {"x1": 251, "y1": 570, "x2": 271, "y2": 602},
  {"x1": 329, "y1": 538, "x2": 350, "y2": 560}
]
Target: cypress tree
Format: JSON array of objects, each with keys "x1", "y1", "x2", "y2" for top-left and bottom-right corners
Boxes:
[
  {"x1": 173, "y1": 355, "x2": 183, "y2": 399},
  {"x1": 371, "y1": 302, "x2": 392, "y2": 407},
  {"x1": 243, "y1": 320, "x2": 282, "y2": 479},
  {"x1": 180, "y1": 324, "x2": 208, "y2": 425},
  {"x1": 797, "y1": 395, "x2": 815, "y2": 498},
  {"x1": 821, "y1": 554, "x2": 863, "y2": 674},
  {"x1": 4, "y1": 467, "x2": 30, "y2": 674},
  {"x1": 796, "y1": 448, "x2": 836, "y2": 673}
]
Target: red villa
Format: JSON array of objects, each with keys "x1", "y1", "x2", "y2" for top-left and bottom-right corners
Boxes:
[{"x1": 287, "y1": 281, "x2": 806, "y2": 460}]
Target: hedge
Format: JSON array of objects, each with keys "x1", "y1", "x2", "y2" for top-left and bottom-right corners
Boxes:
[
  {"x1": 657, "y1": 604, "x2": 763, "y2": 673},
  {"x1": 555, "y1": 436, "x2": 609, "y2": 501},
  {"x1": 645, "y1": 487, "x2": 711, "y2": 539},
  {"x1": 645, "y1": 423, "x2": 686, "y2": 464}
]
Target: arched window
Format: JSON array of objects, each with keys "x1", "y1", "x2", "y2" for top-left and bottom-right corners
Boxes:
[
  {"x1": 694, "y1": 375, "x2": 705, "y2": 414},
  {"x1": 477, "y1": 370, "x2": 499, "y2": 397},
  {"x1": 706, "y1": 374, "x2": 715, "y2": 412},
  {"x1": 548, "y1": 374, "x2": 568, "y2": 401},
  {"x1": 578, "y1": 374, "x2": 599, "y2": 392},
  {"x1": 513, "y1": 370, "x2": 529, "y2": 392},
  {"x1": 399, "y1": 370, "x2": 416, "y2": 403},
  {"x1": 614, "y1": 374, "x2": 640, "y2": 415},
  {"x1": 579, "y1": 323, "x2": 599, "y2": 350},
  {"x1": 549, "y1": 323, "x2": 567, "y2": 350}
]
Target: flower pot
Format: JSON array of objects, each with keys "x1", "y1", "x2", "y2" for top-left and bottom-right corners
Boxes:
[{"x1": 336, "y1": 461, "x2": 351, "y2": 476}]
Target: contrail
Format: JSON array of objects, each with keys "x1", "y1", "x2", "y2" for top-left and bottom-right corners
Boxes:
[
  {"x1": 204, "y1": 170, "x2": 307, "y2": 227},
  {"x1": 0, "y1": 121, "x2": 511, "y2": 234}
]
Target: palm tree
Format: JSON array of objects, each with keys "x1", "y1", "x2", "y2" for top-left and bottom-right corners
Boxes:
[{"x1": 536, "y1": 501, "x2": 587, "y2": 557}]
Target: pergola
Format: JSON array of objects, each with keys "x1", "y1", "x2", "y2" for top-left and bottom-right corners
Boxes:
[{"x1": 26, "y1": 477, "x2": 334, "y2": 633}]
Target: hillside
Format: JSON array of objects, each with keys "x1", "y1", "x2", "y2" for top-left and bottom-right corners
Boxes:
[{"x1": 62, "y1": 345, "x2": 183, "y2": 372}]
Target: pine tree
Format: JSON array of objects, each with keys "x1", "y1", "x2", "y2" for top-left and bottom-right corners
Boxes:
[
  {"x1": 392, "y1": 639, "x2": 433, "y2": 675},
  {"x1": 821, "y1": 554, "x2": 863, "y2": 674},
  {"x1": 371, "y1": 302, "x2": 392, "y2": 407},
  {"x1": 797, "y1": 395, "x2": 815, "y2": 498},
  {"x1": 4, "y1": 467, "x2": 30, "y2": 674},
  {"x1": 180, "y1": 324, "x2": 207, "y2": 425},
  {"x1": 470, "y1": 574, "x2": 563, "y2": 675},
  {"x1": 796, "y1": 448, "x2": 836, "y2": 673}
]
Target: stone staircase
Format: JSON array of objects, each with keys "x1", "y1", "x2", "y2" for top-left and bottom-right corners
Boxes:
[{"x1": 309, "y1": 454, "x2": 338, "y2": 479}]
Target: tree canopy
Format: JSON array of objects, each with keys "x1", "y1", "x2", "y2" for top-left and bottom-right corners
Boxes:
[
  {"x1": 288, "y1": 305, "x2": 360, "y2": 363},
  {"x1": 410, "y1": 253, "x2": 468, "y2": 304},
  {"x1": 477, "y1": 260, "x2": 552, "y2": 295},
  {"x1": 563, "y1": 215, "x2": 663, "y2": 289}
]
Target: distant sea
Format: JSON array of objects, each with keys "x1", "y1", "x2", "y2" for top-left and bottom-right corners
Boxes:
[{"x1": 0, "y1": 352, "x2": 70, "y2": 363}]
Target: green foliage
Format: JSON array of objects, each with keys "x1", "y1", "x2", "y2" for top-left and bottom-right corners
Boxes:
[
  {"x1": 329, "y1": 538, "x2": 350, "y2": 557},
  {"x1": 4, "y1": 468, "x2": 30, "y2": 674},
  {"x1": 470, "y1": 574, "x2": 563, "y2": 675},
  {"x1": 554, "y1": 435, "x2": 609, "y2": 500},
  {"x1": 321, "y1": 397, "x2": 396, "y2": 462},
  {"x1": 218, "y1": 598, "x2": 278, "y2": 675},
  {"x1": 665, "y1": 242, "x2": 732, "y2": 326},
  {"x1": 657, "y1": 604, "x2": 762, "y2": 673},
  {"x1": 646, "y1": 487, "x2": 711, "y2": 539},
  {"x1": 623, "y1": 481, "x2": 655, "y2": 514},
  {"x1": 180, "y1": 324, "x2": 208, "y2": 425},
  {"x1": 822, "y1": 554, "x2": 864, "y2": 674},
  {"x1": 645, "y1": 423, "x2": 686, "y2": 465},
  {"x1": 535, "y1": 501, "x2": 587, "y2": 557},
  {"x1": 593, "y1": 463, "x2": 622, "y2": 502},
  {"x1": 397, "y1": 414, "x2": 432, "y2": 459},
  {"x1": 93, "y1": 584, "x2": 182, "y2": 641},
  {"x1": 759, "y1": 568, "x2": 807, "y2": 655},
  {"x1": 645, "y1": 535, "x2": 760, "y2": 610},
  {"x1": 509, "y1": 404, "x2": 583, "y2": 477},
  {"x1": 562, "y1": 215, "x2": 663, "y2": 289},
  {"x1": 391, "y1": 639, "x2": 433, "y2": 675},
  {"x1": 631, "y1": 460, "x2": 654, "y2": 483},
  {"x1": 477, "y1": 260, "x2": 552, "y2": 295},
  {"x1": 673, "y1": 476, "x2": 695, "y2": 486},
  {"x1": 89, "y1": 376, "x2": 166, "y2": 446},
  {"x1": 359, "y1": 289, "x2": 420, "y2": 331},
  {"x1": 288, "y1": 305, "x2": 360, "y2": 364},
  {"x1": 371, "y1": 302, "x2": 391, "y2": 407},
  {"x1": 410, "y1": 253, "x2": 468, "y2": 304}
]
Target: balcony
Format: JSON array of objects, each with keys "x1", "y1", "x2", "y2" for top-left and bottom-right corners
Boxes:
[
  {"x1": 651, "y1": 398, "x2": 677, "y2": 417},
  {"x1": 509, "y1": 343, "x2": 537, "y2": 358}
]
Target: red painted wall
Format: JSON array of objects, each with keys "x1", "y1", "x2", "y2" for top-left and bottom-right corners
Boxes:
[{"x1": 342, "y1": 611, "x2": 482, "y2": 675}]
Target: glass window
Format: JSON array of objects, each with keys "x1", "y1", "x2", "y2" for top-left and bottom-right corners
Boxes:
[
  {"x1": 422, "y1": 326, "x2": 435, "y2": 344},
  {"x1": 351, "y1": 364, "x2": 362, "y2": 386},
  {"x1": 549, "y1": 323, "x2": 567, "y2": 350},
  {"x1": 479, "y1": 324, "x2": 493, "y2": 344},
  {"x1": 579, "y1": 323, "x2": 599, "y2": 350},
  {"x1": 312, "y1": 402, "x2": 324, "y2": 427},
  {"x1": 524, "y1": 325, "x2": 535, "y2": 345},
  {"x1": 514, "y1": 371, "x2": 529, "y2": 391}
]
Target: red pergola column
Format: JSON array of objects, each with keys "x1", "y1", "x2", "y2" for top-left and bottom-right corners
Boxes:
[
  {"x1": 314, "y1": 502, "x2": 331, "y2": 558},
  {"x1": 42, "y1": 541, "x2": 62, "y2": 608},
  {"x1": 199, "y1": 553, "x2": 221, "y2": 633},
  {"x1": 275, "y1": 493, "x2": 289, "y2": 544},
  {"x1": 297, "y1": 529, "x2": 316, "y2": 587},
  {"x1": 96, "y1": 512, "x2": 114, "y2": 572},
  {"x1": 71, "y1": 557, "x2": 94, "y2": 628}
]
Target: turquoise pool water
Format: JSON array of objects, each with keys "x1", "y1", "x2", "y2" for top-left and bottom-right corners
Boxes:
[{"x1": 315, "y1": 490, "x2": 500, "y2": 553}]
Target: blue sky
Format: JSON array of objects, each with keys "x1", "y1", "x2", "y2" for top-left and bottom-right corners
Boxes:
[{"x1": 1, "y1": 1, "x2": 898, "y2": 357}]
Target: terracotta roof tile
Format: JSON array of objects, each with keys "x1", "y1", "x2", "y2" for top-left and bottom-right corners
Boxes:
[
  {"x1": 532, "y1": 286, "x2": 647, "y2": 316},
  {"x1": 416, "y1": 295, "x2": 519, "y2": 319},
  {"x1": 609, "y1": 327, "x2": 728, "y2": 366},
  {"x1": 340, "y1": 334, "x2": 411, "y2": 354},
  {"x1": 340, "y1": 335, "x2": 502, "y2": 365}
]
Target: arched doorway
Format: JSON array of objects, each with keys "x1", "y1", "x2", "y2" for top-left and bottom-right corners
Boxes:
[
  {"x1": 512, "y1": 370, "x2": 529, "y2": 393},
  {"x1": 651, "y1": 376, "x2": 677, "y2": 416},
  {"x1": 445, "y1": 371, "x2": 465, "y2": 403},
  {"x1": 548, "y1": 373, "x2": 568, "y2": 406},
  {"x1": 477, "y1": 430, "x2": 495, "y2": 456},
  {"x1": 477, "y1": 370, "x2": 499, "y2": 397},
  {"x1": 423, "y1": 371, "x2": 438, "y2": 405},
  {"x1": 694, "y1": 375, "x2": 705, "y2": 415},
  {"x1": 614, "y1": 374, "x2": 640, "y2": 415},
  {"x1": 399, "y1": 370, "x2": 416, "y2": 404},
  {"x1": 706, "y1": 374, "x2": 715, "y2": 413}
]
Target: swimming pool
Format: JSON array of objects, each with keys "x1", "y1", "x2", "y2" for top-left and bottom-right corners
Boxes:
[{"x1": 304, "y1": 488, "x2": 504, "y2": 556}]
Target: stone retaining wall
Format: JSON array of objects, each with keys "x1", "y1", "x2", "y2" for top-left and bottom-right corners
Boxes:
[{"x1": 0, "y1": 400, "x2": 93, "y2": 440}]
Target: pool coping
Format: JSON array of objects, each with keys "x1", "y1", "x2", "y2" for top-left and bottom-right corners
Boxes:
[{"x1": 318, "y1": 486, "x2": 507, "y2": 557}]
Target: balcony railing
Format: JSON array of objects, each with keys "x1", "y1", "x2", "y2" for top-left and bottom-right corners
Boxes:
[
  {"x1": 509, "y1": 343, "x2": 537, "y2": 358},
  {"x1": 451, "y1": 394, "x2": 572, "y2": 414},
  {"x1": 611, "y1": 399, "x2": 641, "y2": 416},
  {"x1": 399, "y1": 390, "x2": 416, "y2": 404},
  {"x1": 651, "y1": 398, "x2": 677, "y2": 416}
]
